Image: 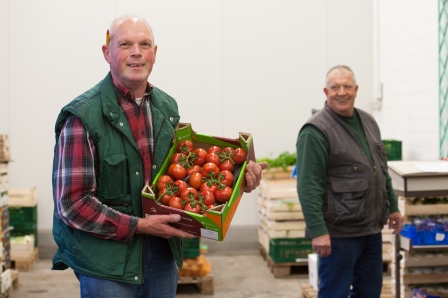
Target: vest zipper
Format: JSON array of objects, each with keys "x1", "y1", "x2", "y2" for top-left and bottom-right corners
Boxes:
[{"x1": 371, "y1": 160, "x2": 379, "y2": 226}]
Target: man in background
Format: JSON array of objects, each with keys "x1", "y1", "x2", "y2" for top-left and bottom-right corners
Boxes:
[
  {"x1": 296, "y1": 65, "x2": 403, "y2": 298},
  {"x1": 52, "y1": 15, "x2": 267, "y2": 298}
]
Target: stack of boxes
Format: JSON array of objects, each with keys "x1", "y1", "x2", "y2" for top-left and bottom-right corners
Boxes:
[
  {"x1": 257, "y1": 177, "x2": 313, "y2": 277},
  {"x1": 0, "y1": 134, "x2": 13, "y2": 295},
  {"x1": 8, "y1": 187, "x2": 38, "y2": 272}
]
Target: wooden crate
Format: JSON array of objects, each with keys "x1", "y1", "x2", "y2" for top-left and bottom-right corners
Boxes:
[
  {"x1": 262, "y1": 166, "x2": 294, "y2": 180},
  {"x1": 398, "y1": 250, "x2": 448, "y2": 267},
  {"x1": 258, "y1": 179, "x2": 298, "y2": 200},
  {"x1": 177, "y1": 275, "x2": 214, "y2": 295},
  {"x1": 259, "y1": 213, "x2": 306, "y2": 230},
  {"x1": 0, "y1": 136, "x2": 10, "y2": 163},
  {"x1": 11, "y1": 247, "x2": 38, "y2": 272},
  {"x1": 398, "y1": 196, "x2": 448, "y2": 218},
  {"x1": 301, "y1": 281, "x2": 394, "y2": 298},
  {"x1": 8, "y1": 188, "x2": 38, "y2": 207}
]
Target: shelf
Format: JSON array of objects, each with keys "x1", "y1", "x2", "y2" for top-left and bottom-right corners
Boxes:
[
  {"x1": 400, "y1": 235, "x2": 448, "y2": 251},
  {"x1": 388, "y1": 160, "x2": 448, "y2": 197}
]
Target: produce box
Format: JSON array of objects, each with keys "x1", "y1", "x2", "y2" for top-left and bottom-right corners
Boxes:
[
  {"x1": 382, "y1": 139, "x2": 402, "y2": 161},
  {"x1": 269, "y1": 238, "x2": 313, "y2": 263},
  {"x1": 182, "y1": 238, "x2": 200, "y2": 258},
  {"x1": 10, "y1": 235, "x2": 34, "y2": 259},
  {"x1": 400, "y1": 223, "x2": 448, "y2": 245},
  {"x1": 8, "y1": 187, "x2": 37, "y2": 207},
  {"x1": 142, "y1": 123, "x2": 255, "y2": 241}
]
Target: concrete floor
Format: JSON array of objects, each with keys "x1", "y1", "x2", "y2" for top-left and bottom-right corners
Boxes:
[
  {"x1": 12, "y1": 254, "x2": 306, "y2": 298},
  {"x1": 10, "y1": 226, "x2": 309, "y2": 298},
  {"x1": 9, "y1": 226, "x2": 392, "y2": 297}
]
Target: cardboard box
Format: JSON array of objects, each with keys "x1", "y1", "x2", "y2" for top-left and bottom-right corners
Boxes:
[{"x1": 142, "y1": 123, "x2": 255, "y2": 241}]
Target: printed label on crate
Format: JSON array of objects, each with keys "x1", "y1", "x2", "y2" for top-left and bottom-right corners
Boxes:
[
  {"x1": 436, "y1": 233, "x2": 445, "y2": 242},
  {"x1": 201, "y1": 228, "x2": 218, "y2": 240}
]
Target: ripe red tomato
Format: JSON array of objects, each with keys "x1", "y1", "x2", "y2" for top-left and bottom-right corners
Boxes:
[
  {"x1": 186, "y1": 165, "x2": 201, "y2": 176},
  {"x1": 222, "y1": 147, "x2": 234, "y2": 155},
  {"x1": 173, "y1": 180, "x2": 188, "y2": 197},
  {"x1": 200, "y1": 182, "x2": 218, "y2": 194},
  {"x1": 168, "y1": 164, "x2": 187, "y2": 180},
  {"x1": 193, "y1": 148, "x2": 207, "y2": 166},
  {"x1": 189, "y1": 172, "x2": 203, "y2": 190},
  {"x1": 168, "y1": 196, "x2": 183, "y2": 210},
  {"x1": 205, "y1": 153, "x2": 221, "y2": 166},
  {"x1": 184, "y1": 201, "x2": 202, "y2": 214},
  {"x1": 199, "y1": 190, "x2": 215, "y2": 206},
  {"x1": 176, "y1": 140, "x2": 194, "y2": 153},
  {"x1": 181, "y1": 187, "x2": 198, "y2": 202},
  {"x1": 207, "y1": 146, "x2": 222, "y2": 154},
  {"x1": 232, "y1": 148, "x2": 247, "y2": 164},
  {"x1": 201, "y1": 163, "x2": 220, "y2": 178},
  {"x1": 158, "y1": 188, "x2": 174, "y2": 206},
  {"x1": 156, "y1": 175, "x2": 173, "y2": 190},
  {"x1": 219, "y1": 170, "x2": 234, "y2": 187},
  {"x1": 215, "y1": 186, "x2": 233, "y2": 203},
  {"x1": 170, "y1": 152, "x2": 186, "y2": 164},
  {"x1": 219, "y1": 160, "x2": 234, "y2": 172}
]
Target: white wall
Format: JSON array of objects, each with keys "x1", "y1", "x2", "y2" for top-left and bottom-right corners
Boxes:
[
  {"x1": 0, "y1": 0, "x2": 374, "y2": 230},
  {"x1": 374, "y1": 0, "x2": 440, "y2": 160}
]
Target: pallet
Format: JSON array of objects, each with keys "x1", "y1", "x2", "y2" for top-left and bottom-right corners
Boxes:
[
  {"x1": 259, "y1": 243, "x2": 308, "y2": 278},
  {"x1": 177, "y1": 274, "x2": 214, "y2": 295},
  {"x1": 10, "y1": 247, "x2": 39, "y2": 272},
  {"x1": 0, "y1": 270, "x2": 19, "y2": 298},
  {"x1": 301, "y1": 281, "x2": 394, "y2": 298}
]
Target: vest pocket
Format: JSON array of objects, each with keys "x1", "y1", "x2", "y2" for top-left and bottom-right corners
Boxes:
[
  {"x1": 330, "y1": 179, "x2": 368, "y2": 224},
  {"x1": 101, "y1": 154, "x2": 128, "y2": 199}
]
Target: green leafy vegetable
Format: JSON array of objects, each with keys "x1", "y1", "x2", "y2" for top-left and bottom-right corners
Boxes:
[{"x1": 257, "y1": 151, "x2": 296, "y2": 171}]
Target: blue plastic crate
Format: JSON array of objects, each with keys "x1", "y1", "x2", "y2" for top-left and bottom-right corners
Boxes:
[
  {"x1": 413, "y1": 288, "x2": 442, "y2": 298},
  {"x1": 400, "y1": 223, "x2": 448, "y2": 245}
]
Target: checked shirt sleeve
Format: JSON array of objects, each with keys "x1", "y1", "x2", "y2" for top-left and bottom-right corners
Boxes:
[{"x1": 52, "y1": 116, "x2": 138, "y2": 242}]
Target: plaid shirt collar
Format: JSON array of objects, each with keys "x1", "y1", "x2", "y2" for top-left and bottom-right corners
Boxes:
[{"x1": 112, "y1": 79, "x2": 153, "y2": 100}]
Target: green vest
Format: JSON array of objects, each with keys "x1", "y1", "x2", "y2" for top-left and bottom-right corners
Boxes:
[{"x1": 52, "y1": 72, "x2": 183, "y2": 284}]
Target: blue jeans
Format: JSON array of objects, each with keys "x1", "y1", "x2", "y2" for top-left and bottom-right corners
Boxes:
[
  {"x1": 318, "y1": 233, "x2": 383, "y2": 298},
  {"x1": 75, "y1": 235, "x2": 178, "y2": 298}
]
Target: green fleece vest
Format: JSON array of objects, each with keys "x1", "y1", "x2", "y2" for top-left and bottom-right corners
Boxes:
[{"x1": 52, "y1": 72, "x2": 182, "y2": 284}]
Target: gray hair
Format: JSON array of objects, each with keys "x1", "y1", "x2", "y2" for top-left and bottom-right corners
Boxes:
[
  {"x1": 108, "y1": 14, "x2": 155, "y2": 44},
  {"x1": 325, "y1": 65, "x2": 357, "y2": 86}
]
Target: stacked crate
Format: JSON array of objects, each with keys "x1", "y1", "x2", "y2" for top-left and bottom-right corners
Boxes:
[
  {"x1": 178, "y1": 238, "x2": 213, "y2": 294},
  {"x1": 0, "y1": 135, "x2": 14, "y2": 295},
  {"x1": 390, "y1": 196, "x2": 448, "y2": 298},
  {"x1": 8, "y1": 188, "x2": 38, "y2": 272},
  {"x1": 257, "y1": 177, "x2": 313, "y2": 277},
  {"x1": 0, "y1": 136, "x2": 11, "y2": 271},
  {"x1": 0, "y1": 136, "x2": 10, "y2": 164}
]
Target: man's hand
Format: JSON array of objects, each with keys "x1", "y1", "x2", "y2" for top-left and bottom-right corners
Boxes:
[
  {"x1": 136, "y1": 214, "x2": 196, "y2": 239},
  {"x1": 312, "y1": 234, "x2": 331, "y2": 257},
  {"x1": 388, "y1": 211, "x2": 403, "y2": 235},
  {"x1": 244, "y1": 160, "x2": 269, "y2": 192}
]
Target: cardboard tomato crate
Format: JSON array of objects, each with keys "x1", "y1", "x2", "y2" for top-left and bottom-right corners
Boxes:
[{"x1": 142, "y1": 123, "x2": 255, "y2": 241}]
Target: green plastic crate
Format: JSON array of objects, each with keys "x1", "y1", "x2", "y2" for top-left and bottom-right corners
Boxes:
[
  {"x1": 382, "y1": 139, "x2": 402, "y2": 161},
  {"x1": 182, "y1": 238, "x2": 200, "y2": 258},
  {"x1": 9, "y1": 206, "x2": 37, "y2": 222},
  {"x1": 269, "y1": 238, "x2": 313, "y2": 263}
]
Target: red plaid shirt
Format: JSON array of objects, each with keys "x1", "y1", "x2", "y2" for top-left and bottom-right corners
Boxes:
[{"x1": 53, "y1": 81, "x2": 154, "y2": 241}]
